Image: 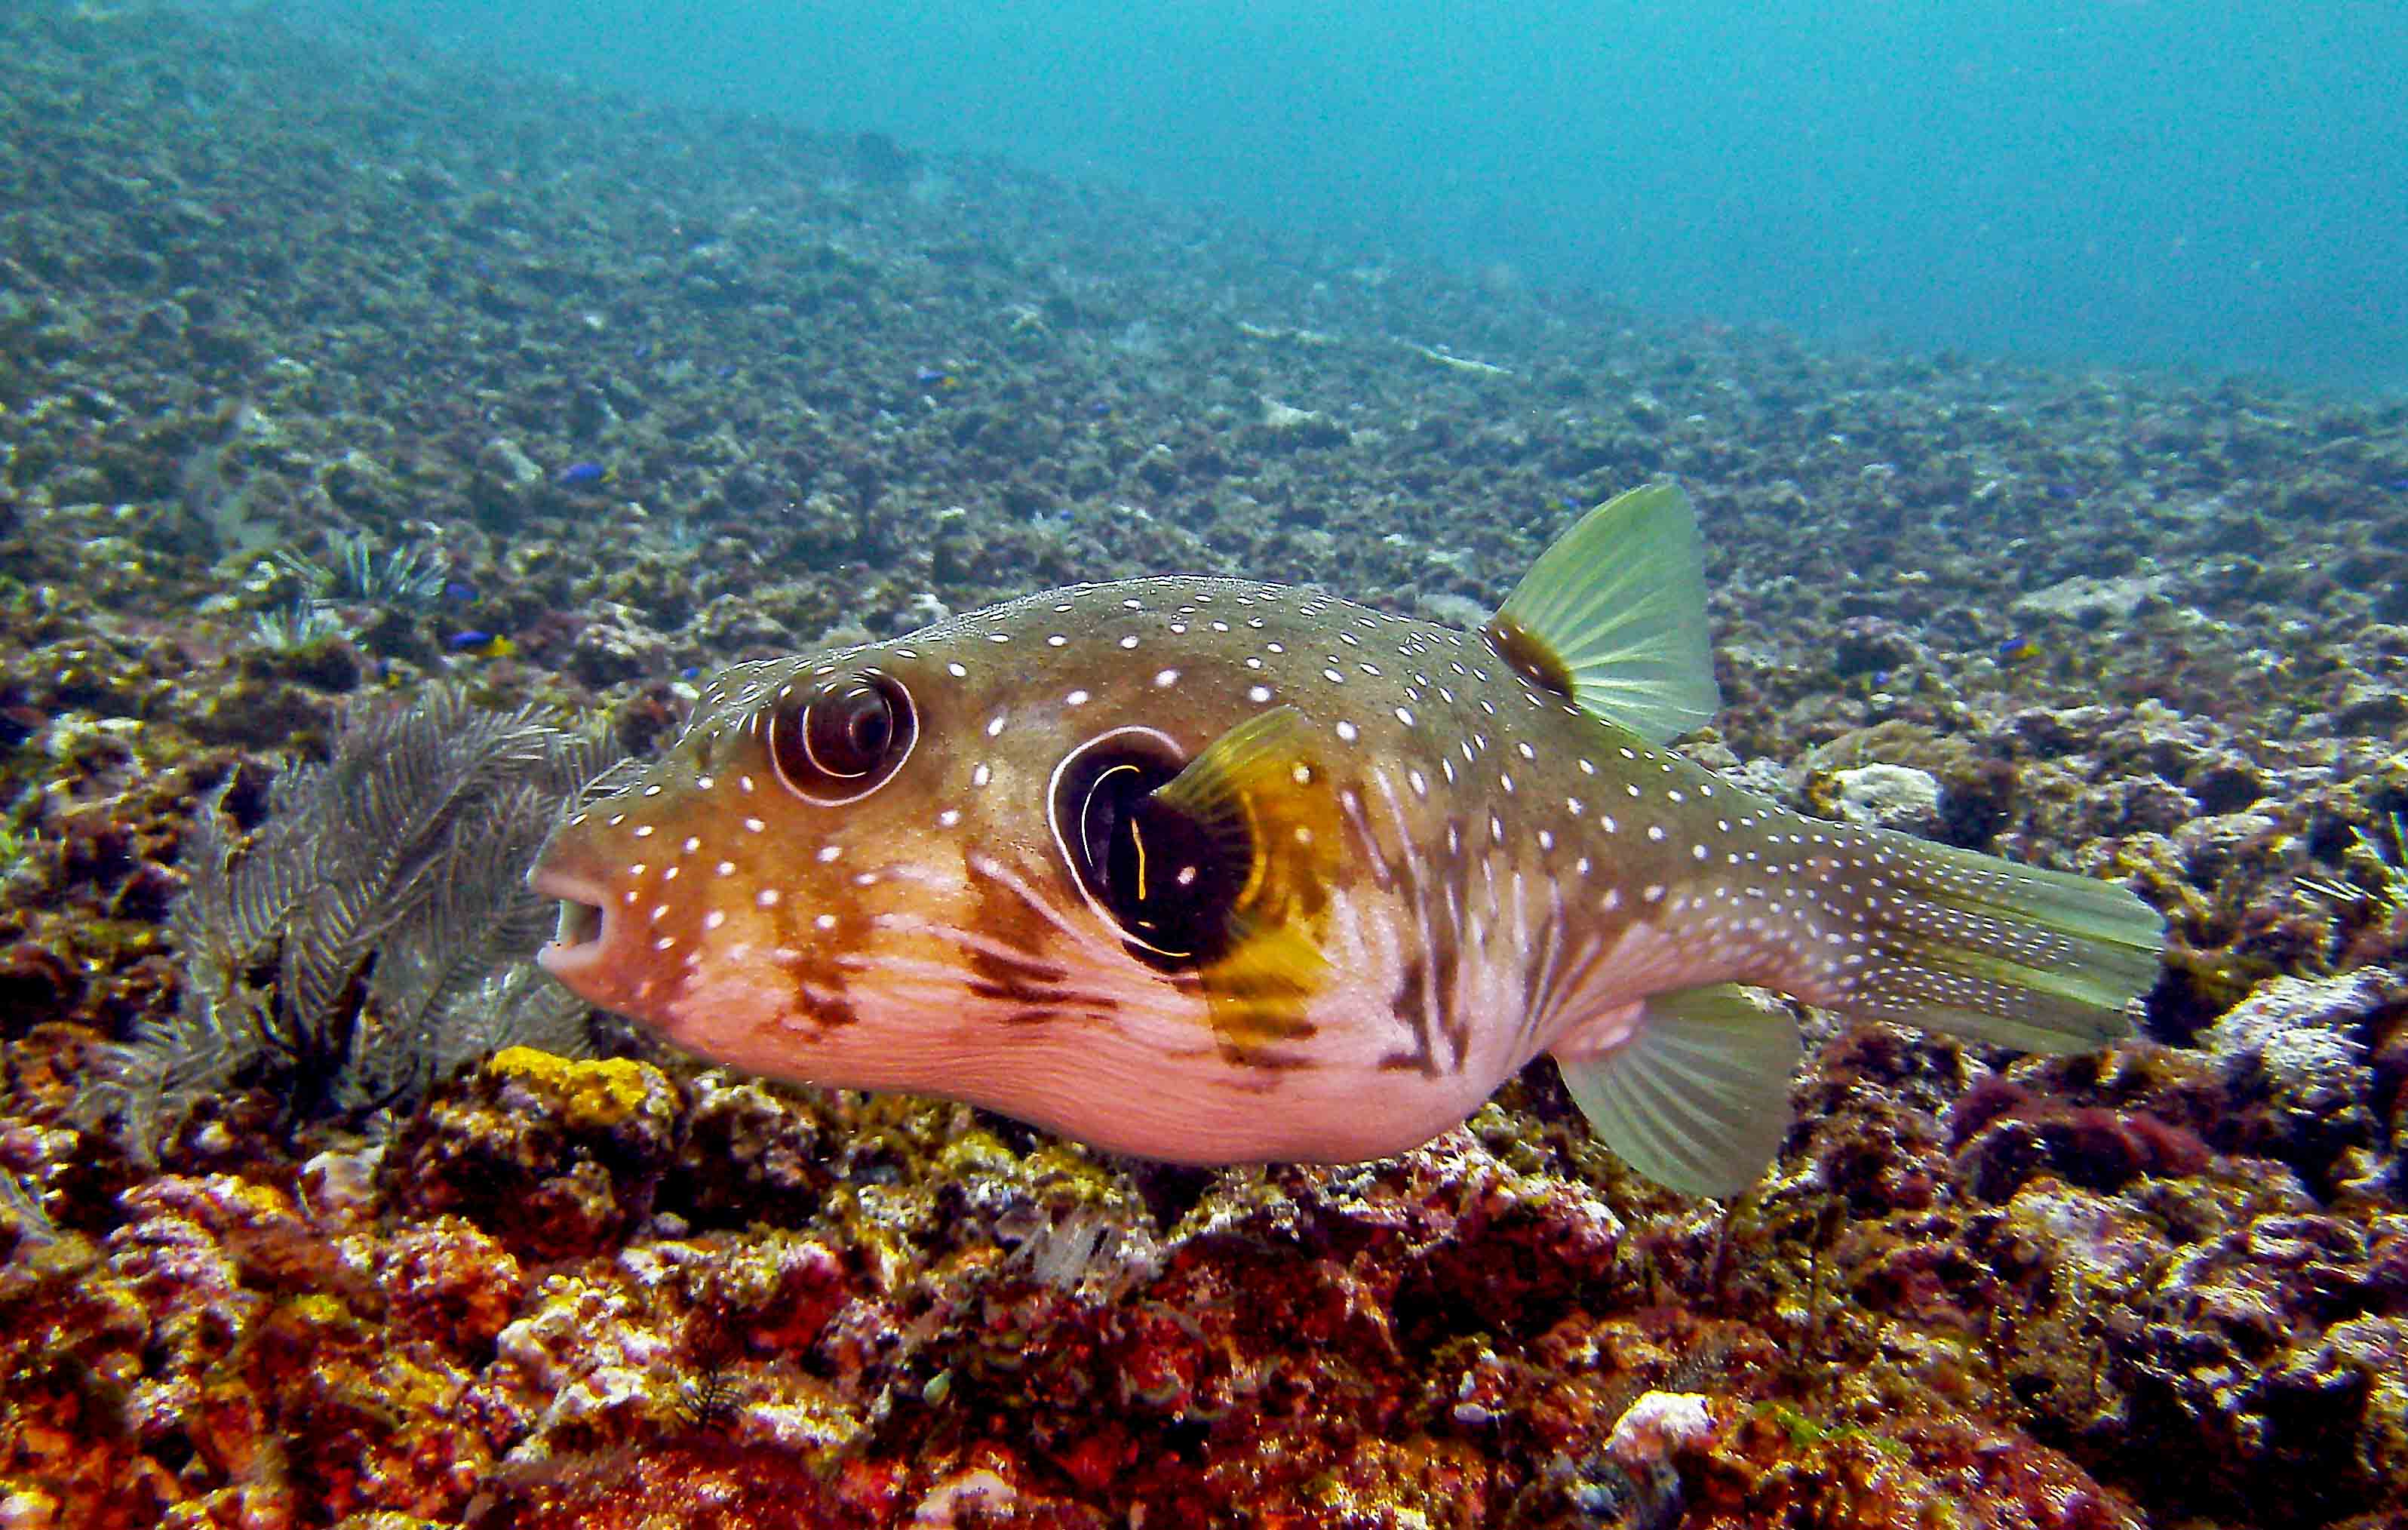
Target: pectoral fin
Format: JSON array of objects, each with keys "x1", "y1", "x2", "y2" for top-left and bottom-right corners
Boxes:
[
  {"x1": 1554, "y1": 984, "x2": 1800, "y2": 1198},
  {"x1": 1129, "y1": 707, "x2": 1341, "y2": 1060}
]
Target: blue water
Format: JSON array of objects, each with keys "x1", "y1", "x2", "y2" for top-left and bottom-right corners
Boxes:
[{"x1": 381, "y1": 1, "x2": 2405, "y2": 390}]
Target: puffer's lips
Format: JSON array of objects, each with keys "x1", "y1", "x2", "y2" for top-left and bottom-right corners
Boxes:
[{"x1": 528, "y1": 862, "x2": 613, "y2": 983}]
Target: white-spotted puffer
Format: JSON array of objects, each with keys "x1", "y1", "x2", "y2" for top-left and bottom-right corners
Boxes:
[{"x1": 531, "y1": 485, "x2": 2165, "y2": 1196}]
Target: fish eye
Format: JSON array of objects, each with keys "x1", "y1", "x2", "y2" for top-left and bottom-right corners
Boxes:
[
  {"x1": 767, "y1": 671, "x2": 917, "y2": 805},
  {"x1": 1048, "y1": 730, "x2": 1238, "y2": 972}
]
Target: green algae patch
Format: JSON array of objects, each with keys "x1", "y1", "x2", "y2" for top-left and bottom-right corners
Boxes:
[{"x1": 489, "y1": 1047, "x2": 676, "y2": 1135}]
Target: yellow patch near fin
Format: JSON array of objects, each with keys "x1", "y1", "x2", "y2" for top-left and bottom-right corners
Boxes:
[
  {"x1": 1484, "y1": 482, "x2": 1722, "y2": 745},
  {"x1": 1151, "y1": 706, "x2": 1341, "y2": 1063}
]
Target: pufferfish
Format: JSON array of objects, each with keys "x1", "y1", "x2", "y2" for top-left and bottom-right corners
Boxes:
[{"x1": 531, "y1": 484, "x2": 2164, "y2": 1197}]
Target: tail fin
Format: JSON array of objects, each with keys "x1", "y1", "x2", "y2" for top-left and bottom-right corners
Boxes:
[{"x1": 1819, "y1": 828, "x2": 2164, "y2": 1054}]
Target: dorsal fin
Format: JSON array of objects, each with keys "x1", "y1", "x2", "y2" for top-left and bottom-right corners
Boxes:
[{"x1": 1482, "y1": 482, "x2": 1722, "y2": 744}]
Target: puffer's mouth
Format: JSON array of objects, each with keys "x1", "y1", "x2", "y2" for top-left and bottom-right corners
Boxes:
[
  {"x1": 553, "y1": 896, "x2": 604, "y2": 948},
  {"x1": 528, "y1": 864, "x2": 612, "y2": 977}
]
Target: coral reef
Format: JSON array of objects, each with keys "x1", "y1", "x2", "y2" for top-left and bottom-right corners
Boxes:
[{"x1": 0, "y1": 2, "x2": 2402, "y2": 1525}]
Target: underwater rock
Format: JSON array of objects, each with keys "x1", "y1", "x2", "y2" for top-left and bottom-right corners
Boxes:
[
  {"x1": 384, "y1": 1048, "x2": 680, "y2": 1262},
  {"x1": 1603, "y1": 1388, "x2": 1718, "y2": 1467},
  {"x1": 2334, "y1": 682, "x2": 2408, "y2": 733},
  {"x1": 1133, "y1": 441, "x2": 1180, "y2": 490},
  {"x1": 1829, "y1": 616, "x2": 1924, "y2": 677},
  {"x1": 2184, "y1": 751, "x2": 2268, "y2": 814},
  {"x1": 1254, "y1": 397, "x2": 1349, "y2": 447},
  {"x1": 2105, "y1": 775, "x2": 2199, "y2": 836},
  {"x1": 1949, "y1": 1088, "x2": 2213, "y2": 1202},
  {"x1": 660, "y1": 1072, "x2": 832, "y2": 1227},
  {"x1": 2172, "y1": 807, "x2": 2282, "y2": 883},
  {"x1": 2118, "y1": 1209, "x2": 2408, "y2": 1525},
  {"x1": 2201, "y1": 970, "x2": 2394, "y2": 1092},
  {"x1": 2007, "y1": 704, "x2": 2122, "y2": 759},
  {"x1": 386, "y1": 1215, "x2": 527, "y2": 1353},
  {"x1": 689, "y1": 593, "x2": 797, "y2": 659},
  {"x1": 0, "y1": 942, "x2": 81, "y2": 1034},
  {"x1": 479, "y1": 437, "x2": 546, "y2": 490},
  {"x1": 566, "y1": 604, "x2": 674, "y2": 687},
  {"x1": 1826, "y1": 761, "x2": 1946, "y2": 836},
  {"x1": 1688, "y1": 1402, "x2": 2145, "y2": 1530},
  {"x1": 2010, "y1": 571, "x2": 2173, "y2": 623}
]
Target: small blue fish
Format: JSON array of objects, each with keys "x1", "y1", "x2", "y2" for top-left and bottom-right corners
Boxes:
[
  {"x1": 1997, "y1": 634, "x2": 2044, "y2": 665},
  {"x1": 449, "y1": 631, "x2": 518, "y2": 659},
  {"x1": 554, "y1": 462, "x2": 610, "y2": 488}
]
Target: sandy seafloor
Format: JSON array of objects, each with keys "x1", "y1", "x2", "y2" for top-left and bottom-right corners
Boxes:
[{"x1": 3, "y1": 6, "x2": 2407, "y2": 1528}]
